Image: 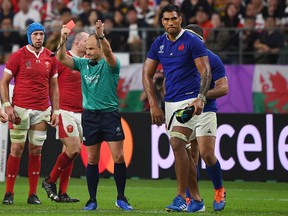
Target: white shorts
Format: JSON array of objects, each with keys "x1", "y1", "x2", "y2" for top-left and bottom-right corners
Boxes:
[
  {"x1": 165, "y1": 98, "x2": 198, "y2": 133},
  {"x1": 11, "y1": 105, "x2": 51, "y2": 129},
  {"x1": 56, "y1": 109, "x2": 83, "y2": 140},
  {"x1": 190, "y1": 112, "x2": 217, "y2": 141}
]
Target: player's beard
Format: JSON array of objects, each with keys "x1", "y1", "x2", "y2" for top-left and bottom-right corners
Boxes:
[
  {"x1": 33, "y1": 42, "x2": 43, "y2": 49},
  {"x1": 166, "y1": 27, "x2": 180, "y2": 37}
]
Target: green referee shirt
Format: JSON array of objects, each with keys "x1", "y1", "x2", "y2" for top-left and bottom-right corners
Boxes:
[{"x1": 73, "y1": 56, "x2": 120, "y2": 112}]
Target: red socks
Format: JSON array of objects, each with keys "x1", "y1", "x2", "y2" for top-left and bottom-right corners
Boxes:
[
  {"x1": 28, "y1": 154, "x2": 41, "y2": 196},
  {"x1": 5, "y1": 155, "x2": 21, "y2": 194},
  {"x1": 6, "y1": 152, "x2": 74, "y2": 196},
  {"x1": 59, "y1": 161, "x2": 74, "y2": 194},
  {"x1": 48, "y1": 152, "x2": 72, "y2": 183}
]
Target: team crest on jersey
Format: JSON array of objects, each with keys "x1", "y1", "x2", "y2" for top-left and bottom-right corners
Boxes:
[
  {"x1": 158, "y1": 45, "x2": 164, "y2": 54},
  {"x1": 178, "y1": 44, "x2": 184, "y2": 51},
  {"x1": 45, "y1": 61, "x2": 50, "y2": 71},
  {"x1": 66, "y1": 124, "x2": 74, "y2": 133},
  {"x1": 26, "y1": 61, "x2": 32, "y2": 69}
]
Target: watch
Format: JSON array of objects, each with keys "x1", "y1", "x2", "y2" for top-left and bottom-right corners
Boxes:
[
  {"x1": 98, "y1": 34, "x2": 105, "y2": 40},
  {"x1": 197, "y1": 94, "x2": 207, "y2": 104}
]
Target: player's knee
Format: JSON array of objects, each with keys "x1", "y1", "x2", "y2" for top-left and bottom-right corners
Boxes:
[
  {"x1": 28, "y1": 130, "x2": 47, "y2": 146},
  {"x1": 10, "y1": 129, "x2": 27, "y2": 144},
  {"x1": 87, "y1": 154, "x2": 99, "y2": 164},
  {"x1": 201, "y1": 152, "x2": 217, "y2": 166},
  {"x1": 66, "y1": 142, "x2": 81, "y2": 159},
  {"x1": 113, "y1": 154, "x2": 124, "y2": 163},
  {"x1": 67, "y1": 150, "x2": 80, "y2": 160},
  {"x1": 29, "y1": 145, "x2": 42, "y2": 155},
  {"x1": 71, "y1": 140, "x2": 82, "y2": 154},
  {"x1": 170, "y1": 131, "x2": 188, "y2": 143},
  {"x1": 170, "y1": 131, "x2": 189, "y2": 152},
  {"x1": 10, "y1": 142, "x2": 25, "y2": 157}
]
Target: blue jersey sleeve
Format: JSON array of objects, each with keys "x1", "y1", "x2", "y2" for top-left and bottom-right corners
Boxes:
[
  {"x1": 147, "y1": 37, "x2": 161, "y2": 61},
  {"x1": 210, "y1": 52, "x2": 226, "y2": 84},
  {"x1": 204, "y1": 50, "x2": 226, "y2": 112},
  {"x1": 186, "y1": 33, "x2": 207, "y2": 60}
]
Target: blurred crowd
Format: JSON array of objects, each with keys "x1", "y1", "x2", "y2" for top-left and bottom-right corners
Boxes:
[{"x1": 0, "y1": 0, "x2": 288, "y2": 64}]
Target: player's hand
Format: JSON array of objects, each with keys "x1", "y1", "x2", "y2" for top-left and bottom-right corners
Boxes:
[
  {"x1": 189, "y1": 98, "x2": 204, "y2": 115},
  {"x1": 61, "y1": 25, "x2": 71, "y2": 41},
  {"x1": 50, "y1": 113, "x2": 59, "y2": 127},
  {"x1": 95, "y1": 20, "x2": 104, "y2": 36},
  {"x1": 0, "y1": 111, "x2": 8, "y2": 123},
  {"x1": 185, "y1": 103, "x2": 196, "y2": 116},
  {"x1": 150, "y1": 105, "x2": 165, "y2": 126},
  {"x1": 4, "y1": 105, "x2": 18, "y2": 124}
]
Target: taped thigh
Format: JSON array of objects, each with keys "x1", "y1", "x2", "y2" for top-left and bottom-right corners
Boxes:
[
  {"x1": 10, "y1": 129, "x2": 27, "y2": 143},
  {"x1": 28, "y1": 130, "x2": 47, "y2": 146},
  {"x1": 170, "y1": 131, "x2": 188, "y2": 143}
]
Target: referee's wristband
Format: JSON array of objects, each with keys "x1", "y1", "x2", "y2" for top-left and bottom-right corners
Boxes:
[
  {"x1": 3, "y1": 102, "x2": 11, "y2": 107},
  {"x1": 197, "y1": 94, "x2": 207, "y2": 104},
  {"x1": 53, "y1": 110, "x2": 60, "y2": 115}
]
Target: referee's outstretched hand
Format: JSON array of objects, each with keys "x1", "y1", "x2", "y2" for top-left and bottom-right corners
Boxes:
[
  {"x1": 60, "y1": 25, "x2": 71, "y2": 41},
  {"x1": 95, "y1": 20, "x2": 104, "y2": 36}
]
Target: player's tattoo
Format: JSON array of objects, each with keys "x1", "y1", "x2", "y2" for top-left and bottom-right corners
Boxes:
[{"x1": 199, "y1": 69, "x2": 211, "y2": 96}]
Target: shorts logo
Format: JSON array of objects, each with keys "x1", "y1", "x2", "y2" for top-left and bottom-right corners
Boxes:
[
  {"x1": 67, "y1": 124, "x2": 74, "y2": 133},
  {"x1": 116, "y1": 126, "x2": 122, "y2": 136}
]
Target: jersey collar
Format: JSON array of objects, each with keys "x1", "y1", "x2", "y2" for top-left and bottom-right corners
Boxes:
[
  {"x1": 26, "y1": 45, "x2": 44, "y2": 58},
  {"x1": 165, "y1": 29, "x2": 185, "y2": 41},
  {"x1": 68, "y1": 50, "x2": 79, "y2": 58}
]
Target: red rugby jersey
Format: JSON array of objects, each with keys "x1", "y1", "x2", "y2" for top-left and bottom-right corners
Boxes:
[
  {"x1": 4, "y1": 45, "x2": 58, "y2": 110},
  {"x1": 57, "y1": 51, "x2": 83, "y2": 113}
]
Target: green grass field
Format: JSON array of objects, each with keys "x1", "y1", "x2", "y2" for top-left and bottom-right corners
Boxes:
[{"x1": 0, "y1": 177, "x2": 287, "y2": 216}]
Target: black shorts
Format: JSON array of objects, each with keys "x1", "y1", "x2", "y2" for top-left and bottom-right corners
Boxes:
[{"x1": 82, "y1": 109, "x2": 125, "y2": 146}]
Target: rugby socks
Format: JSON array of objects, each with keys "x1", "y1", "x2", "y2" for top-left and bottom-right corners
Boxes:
[
  {"x1": 49, "y1": 152, "x2": 72, "y2": 183},
  {"x1": 28, "y1": 154, "x2": 41, "y2": 196},
  {"x1": 206, "y1": 160, "x2": 223, "y2": 189},
  {"x1": 86, "y1": 163, "x2": 99, "y2": 202},
  {"x1": 59, "y1": 161, "x2": 74, "y2": 195},
  {"x1": 186, "y1": 188, "x2": 191, "y2": 199},
  {"x1": 114, "y1": 162, "x2": 126, "y2": 199},
  {"x1": 5, "y1": 155, "x2": 20, "y2": 194}
]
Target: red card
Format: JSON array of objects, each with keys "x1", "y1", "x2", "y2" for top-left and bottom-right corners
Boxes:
[{"x1": 66, "y1": 20, "x2": 76, "y2": 30}]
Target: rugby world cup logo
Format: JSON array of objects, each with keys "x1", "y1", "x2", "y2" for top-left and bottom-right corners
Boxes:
[{"x1": 158, "y1": 45, "x2": 164, "y2": 54}]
